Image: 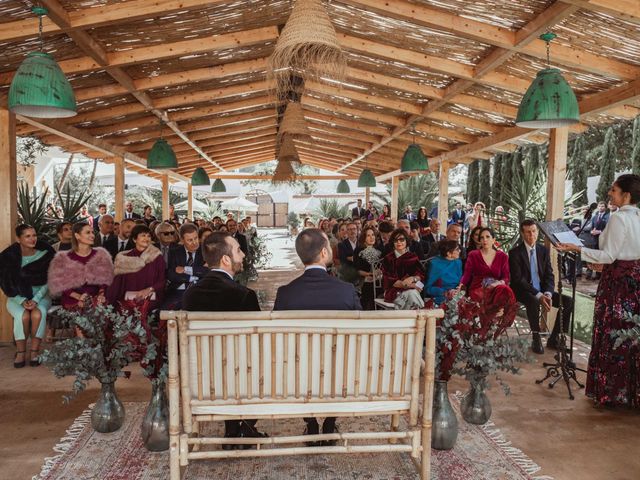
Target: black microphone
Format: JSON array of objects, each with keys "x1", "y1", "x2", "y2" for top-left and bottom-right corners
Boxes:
[{"x1": 583, "y1": 203, "x2": 598, "y2": 220}]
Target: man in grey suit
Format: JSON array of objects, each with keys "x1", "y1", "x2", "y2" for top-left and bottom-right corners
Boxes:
[
  {"x1": 93, "y1": 214, "x2": 116, "y2": 247},
  {"x1": 274, "y1": 229, "x2": 361, "y2": 445}
]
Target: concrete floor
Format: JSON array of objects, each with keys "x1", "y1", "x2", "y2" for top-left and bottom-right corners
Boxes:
[{"x1": 1, "y1": 231, "x2": 639, "y2": 480}]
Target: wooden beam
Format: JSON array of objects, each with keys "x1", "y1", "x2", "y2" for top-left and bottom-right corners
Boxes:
[
  {"x1": 559, "y1": 0, "x2": 640, "y2": 24},
  {"x1": 114, "y1": 157, "x2": 125, "y2": 222},
  {"x1": 391, "y1": 176, "x2": 399, "y2": 223},
  {"x1": 162, "y1": 174, "x2": 170, "y2": 221},
  {"x1": 0, "y1": 108, "x2": 17, "y2": 342},
  {"x1": 187, "y1": 183, "x2": 193, "y2": 221},
  {"x1": 302, "y1": 97, "x2": 405, "y2": 127},
  {"x1": 438, "y1": 161, "x2": 450, "y2": 231}
]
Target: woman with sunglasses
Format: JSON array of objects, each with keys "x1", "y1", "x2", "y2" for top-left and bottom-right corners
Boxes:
[{"x1": 381, "y1": 229, "x2": 425, "y2": 309}]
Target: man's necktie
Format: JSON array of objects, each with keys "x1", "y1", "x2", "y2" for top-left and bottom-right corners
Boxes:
[
  {"x1": 530, "y1": 248, "x2": 541, "y2": 291},
  {"x1": 187, "y1": 252, "x2": 194, "y2": 267},
  {"x1": 119, "y1": 241, "x2": 125, "y2": 252}
]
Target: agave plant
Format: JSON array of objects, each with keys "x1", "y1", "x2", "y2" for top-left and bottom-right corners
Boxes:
[
  {"x1": 54, "y1": 183, "x2": 93, "y2": 223},
  {"x1": 373, "y1": 173, "x2": 439, "y2": 218},
  {"x1": 314, "y1": 198, "x2": 350, "y2": 219},
  {"x1": 17, "y1": 183, "x2": 54, "y2": 238}
]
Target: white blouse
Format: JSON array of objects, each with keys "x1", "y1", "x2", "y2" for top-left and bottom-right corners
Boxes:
[{"x1": 580, "y1": 205, "x2": 640, "y2": 264}]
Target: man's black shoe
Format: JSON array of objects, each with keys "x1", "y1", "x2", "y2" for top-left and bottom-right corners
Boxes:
[
  {"x1": 222, "y1": 431, "x2": 240, "y2": 450},
  {"x1": 238, "y1": 421, "x2": 268, "y2": 450},
  {"x1": 532, "y1": 333, "x2": 544, "y2": 354}
]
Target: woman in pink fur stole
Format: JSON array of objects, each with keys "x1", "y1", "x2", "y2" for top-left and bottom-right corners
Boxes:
[{"x1": 48, "y1": 222, "x2": 114, "y2": 310}]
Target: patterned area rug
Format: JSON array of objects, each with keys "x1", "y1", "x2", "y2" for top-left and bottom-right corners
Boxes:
[{"x1": 35, "y1": 395, "x2": 552, "y2": 480}]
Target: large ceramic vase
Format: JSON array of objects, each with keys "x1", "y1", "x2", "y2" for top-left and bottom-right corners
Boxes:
[
  {"x1": 92, "y1": 381, "x2": 125, "y2": 433},
  {"x1": 431, "y1": 380, "x2": 458, "y2": 450},
  {"x1": 141, "y1": 382, "x2": 170, "y2": 451},
  {"x1": 460, "y1": 381, "x2": 492, "y2": 425}
]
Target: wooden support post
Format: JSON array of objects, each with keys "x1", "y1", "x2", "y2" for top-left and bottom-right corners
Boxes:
[
  {"x1": 365, "y1": 186, "x2": 370, "y2": 207},
  {"x1": 187, "y1": 182, "x2": 193, "y2": 220},
  {"x1": 114, "y1": 157, "x2": 125, "y2": 222},
  {"x1": 391, "y1": 175, "x2": 399, "y2": 223},
  {"x1": 546, "y1": 127, "x2": 569, "y2": 281},
  {"x1": 0, "y1": 108, "x2": 17, "y2": 343},
  {"x1": 438, "y1": 161, "x2": 450, "y2": 230},
  {"x1": 162, "y1": 174, "x2": 170, "y2": 221}
]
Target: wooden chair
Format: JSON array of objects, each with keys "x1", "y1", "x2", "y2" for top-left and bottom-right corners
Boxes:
[{"x1": 163, "y1": 309, "x2": 444, "y2": 480}]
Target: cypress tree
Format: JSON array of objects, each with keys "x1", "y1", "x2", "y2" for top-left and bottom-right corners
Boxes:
[
  {"x1": 478, "y1": 159, "x2": 491, "y2": 208},
  {"x1": 597, "y1": 127, "x2": 617, "y2": 202},
  {"x1": 491, "y1": 153, "x2": 503, "y2": 209},
  {"x1": 632, "y1": 115, "x2": 640, "y2": 176},
  {"x1": 466, "y1": 160, "x2": 480, "y2": 204},
  {"x1": 501, "y1": 152, "x2": 513, "y2": 210},
  {"x1": 571, "y1": 135, "x2": 588, "y2": 206}
]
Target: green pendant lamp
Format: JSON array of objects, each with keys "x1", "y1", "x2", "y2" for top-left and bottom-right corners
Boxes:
[
  {"x1": 400, "y1": 125, "x2": 428, "y2": 172},
  {"x1": 8, "y1": 7, "x2": 77, "y2": 118},
  {"x1": 147, "y1": 122, "x2": 178, "y2": 169},
  {"x1": 516, "y1": 33, "x2": 579, "y2": 129},
  {"x1": 211, "y1": 178, "x2": 226, "y2": 192},
  {"x1": 191, "y1": 167, "x2": 210, "y2": 186},
  {"x1": 336, "y1": 179, "x2": 350, "y2": 193},
  {"x1": 357, "y1": 155, "x2": 377, "y2": 188}
]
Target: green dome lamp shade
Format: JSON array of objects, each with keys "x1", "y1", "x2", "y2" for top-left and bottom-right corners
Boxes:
[
  {"x1": 8, "y1": 8, "x2": 77, "y2": 118},
  {"x1": 400, "y1": 144, "x2": 429, "y2": 172},
  {"x1": 516, "y1": 33, "x2": 579, "y2": 129},
  {"x1": 191, "y1": 167, "x2": 210, "y2": 186},
  {"x1": 336, "y1": 179, "x2": 350, "y2": 194},
  {"x1": 357, "y1": 168, "x2": 376, "y2": 188},
  {"x1": 211, "y1": 178, "x2": 226, "y2": 193},
  {"x1": 147, "y1": 138, "x2": 178, "y2": 169}
]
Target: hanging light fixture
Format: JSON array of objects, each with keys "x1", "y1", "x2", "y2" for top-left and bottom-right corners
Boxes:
[
  {"x1": 400, "y1": 125, "x2": 429, "y2": 172},
  {"x1": 191, "y1": 167, "x2": 210, "y2": 186},
  {"x1": 211, "y1": 178, "x2": 226, "y2": 193},
  {"x1": 336, "y1": 179, "x2": 350, "y2": 193},
  {"x1": 357, "y1": 155, "x2": 376, "y2": 188},
  {"x1": 147, "y1": 120, "x2": 178, "y2": 169},
  {"x1": 8, "y1": 7, "x2": 77, "y2": 118},
  {"x1": 516, "y1": 33, "x2": 579, "y2": 129}
]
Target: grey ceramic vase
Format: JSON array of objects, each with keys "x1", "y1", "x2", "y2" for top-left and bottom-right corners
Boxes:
[
  {"x1": 141, "y1": 382, "x2": 170, "y2": 451},
  {"x1": 461, "y1": 381, "x2": 492, "y2": 425},
  {"x1": 92, "y1": 381, "x2": 125, "y2": 433},
  {"x1": 431, "y1": 380, "x2": 458, "y2": 450}
]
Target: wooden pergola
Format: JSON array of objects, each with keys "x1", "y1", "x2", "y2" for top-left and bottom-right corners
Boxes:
[{"x1": 1, "y1": 0, "x2": 639, "y2": 340}]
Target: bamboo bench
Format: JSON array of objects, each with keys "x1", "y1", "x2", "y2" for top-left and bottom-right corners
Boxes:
[{"x1": 163, "y1": 309, "x2": 443, "y2": 480}]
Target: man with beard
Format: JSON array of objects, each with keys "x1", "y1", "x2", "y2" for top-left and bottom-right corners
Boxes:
[{"x1": 182, "y1": 232, "x2": 267, "y2": 448}]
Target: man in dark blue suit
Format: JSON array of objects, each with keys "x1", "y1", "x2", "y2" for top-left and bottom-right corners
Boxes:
[
  {"x1": 508, "y1": 219, "x2": 572, "y2": 354},
  {"x1": 585, "y1": 202, "x2": 610, "y2": 280},
  {"x1": 274, "y1": 228, "x2": 361, "y2": 444},
  {"x1": 337, "y1": 221, "x2": 359, "y2": 284},
  {"x1": 164, "y1": 223, "x2": 208, "y2": 309},
  {"x1": 451, "y1": 202, "x2": 466, "y2": 227}
]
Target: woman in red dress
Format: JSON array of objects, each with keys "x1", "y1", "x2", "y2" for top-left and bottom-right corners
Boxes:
[
  {"x1": 460, "y1": 227, "x2": 517, "y2": 336},
  {"x1": 382, "y1": 229, "x2": 425, "y2": 309}
]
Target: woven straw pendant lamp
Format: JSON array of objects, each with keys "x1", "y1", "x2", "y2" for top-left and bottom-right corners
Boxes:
[
  {"x1": 278, "y1": 134, "x2": 302, "y2": 167},
  {"x1": 268, "y1": 0, "x2": 346, "y2": 98},
  {"x1": 273, "y1": 160, "x2": 297, "y2": 183},
  {"x1": 278, "y1": 102, "x2": 312, "y2": 142}
]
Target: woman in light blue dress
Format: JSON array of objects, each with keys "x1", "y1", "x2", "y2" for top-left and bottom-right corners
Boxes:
[{"x1": 0, "y1": 225, "x2": 54, "y2": 368}]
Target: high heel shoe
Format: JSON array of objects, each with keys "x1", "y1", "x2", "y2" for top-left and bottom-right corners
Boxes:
[
  {"x1": 29, "y1": 349, "x2": 40, "y2": 367},
  {"x1": 14, "y1": 351, "x2": 26, "y2": 369}
]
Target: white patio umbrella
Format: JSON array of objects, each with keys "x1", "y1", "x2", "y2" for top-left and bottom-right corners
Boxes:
[
  {"x1": 174, "y1": 198, "x2": 210, "y2": 213},
  {"x1": 221, "y1": 197, "x2": 259, "y2": 211}
]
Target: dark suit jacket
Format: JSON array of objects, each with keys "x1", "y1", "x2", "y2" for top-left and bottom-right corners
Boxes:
[
  {"x1": 104, "y1": 236, "x2": 134, "y2": 259},
  {"x1": 166, "y1": 245, "x2": 208, "y2": 292},
  {"x1": 94, "y1": 232, "x2": 116, "y2": 248},
  {"x1": 183, "y1": 270, "x2": 260, "y2": 312},
  {"x1": 590, "y1": 211, "x2": 610, "y2": 232},
  {"x1": 231, "y1": 232, "x2": 248, "y2": 255},
  {"x1": 451, "y1": 209, "x2": 466, "y2": 225},
  {"x1": 508, "y1": 242, "x2": 554, "y2": 299},
  {"x1": 274, "y1": 268, "x2": 361, "y2": 311},
  {"x1": 123, "y1": 211, "x2": 141, "y2": 220},
  {"x1": 352, "y1": 206, "x2": 366, "y2": 219},
  {"x1": 338, "y1": 238, "x2": 357, "y2": 266},
  {"x1": 92, "y1": 215, "x2": 102, "y2": 230}
]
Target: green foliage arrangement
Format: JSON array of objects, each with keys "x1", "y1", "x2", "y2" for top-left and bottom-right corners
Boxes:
[
  {"x1": 17, "y1": 183, "x2": 53, "y2": 238},
  {"x1": 287, "y1": 211, "x2": 300, "y2": 230},
  {"x1": 40, "y1": 304, "x2": 147, "y2": 403},
  {"x1": 17, "y1": 136, "x2": 48, "y2": 167},
  {"x1": 314, "y1": 198, "x2": 350, "y2": 219},
  {"x1": 611, "y1": 313, "x2": 640, "y2": 350},
  {"x1": 500, "y1": 152, "x2": 513, "y2": 212},
  {"x1": 54, "y1": 183, "x2": 93, "y2": 223}
]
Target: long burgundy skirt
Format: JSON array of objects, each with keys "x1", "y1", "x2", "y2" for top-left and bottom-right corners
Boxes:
[{"x1": 586, "y1": 259, "x2": 640, "y2": 407}]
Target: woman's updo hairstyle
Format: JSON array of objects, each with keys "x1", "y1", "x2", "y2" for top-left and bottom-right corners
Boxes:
[{"x1": 614, "y1": 174, "x2": 640, "y2": 204}]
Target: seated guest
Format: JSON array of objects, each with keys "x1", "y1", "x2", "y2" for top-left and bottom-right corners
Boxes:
[
  {"x1": 93, "y1": 214, "x2": 116, "y2": 247},
  {"x1": 425, "y1": 240, "x2": 462, "y2": 304},
  {"x1": 338, "y1": 221, "x2": 360, "y2": 283},
  {"x1": 183, "y1": 232, "x2": 266, "y2": 447},
  {"x1": 411, "y1": 221, "x2": 430, "y2": 254},
  {"x1": 104, "y1": 218, "x2": 134, "y2": 259},
  {"x1": 378, "y1": 220, "x2": 394, "y2": 252},
  {"x1": 142, "y1": 205, "x2": 157, "y2": 225},
  {"x1": 198, "y1": 226, "x2": 214, "y2": 243},
  {"x1": 155, "y1": 222, "x2": 178, "y2": 266},
  {"x1": 428, "y1": 224, "x2": 466, "y2": 263},
  {"x1": 52, "y1": 221, "x2": 73, "y2": 252},
  {"x1": 274, "y1": 228, "x2": 361, "y2": 445},
  {"x1": 107, "y1": 224, "x2": 165, "y2": 311},
  {"x1": 382, "y1": 229, "x2": 425, "y2": 310},
  {"x1": 508, "y1": 219, "x2": 573, "y2": 354},
  {"x1": 227, "y1": 218, "x2": 248, "y2": 255},
  {"x1": 48, "y1": 222, "x2": 114, "y2": 311},
  {"x1": 423, "y1": 218, "x2": 444, "y2": 246},
  {"x1": 165, "y1": 224, "x2": 207, "y2": 309},
  {"x1": 460, "y1": 227, "x2": 517, "y2": 330},
  {"x1": 379, "y1": 204, "x2": 391, "y2": 221},
  {"x1": 354, "y1": 226, "x2": 383, "y2": 310},
  {"x1": 0, "y1": 225, "x2": 54, "y2": 368},
  {"x1": 467, "y1": 225, "x2": 483, "y2": 252},
  {"x1": 386, "y1": 219, "x2": 425, "y2": 260}
]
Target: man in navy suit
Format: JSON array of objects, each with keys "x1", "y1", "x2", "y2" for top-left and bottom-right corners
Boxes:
[
  {"x1": 451, "y1": 202, "x2": 466, "y2": 227},
  {"x1": 351, "y1": 199, "x2": 366, "y2": 219},
  {"x1": 164, "y1": 223, "x2": 208, "y2": 309},
  {"x1": 508, "y1": 219, "x2": 572, "y2": 354},
  {"x1": 586, "y1": 202, "x2": 610, "y2": 280},
  {"x1": 338, "y1": 221, "x2": 359, "y2": 283},
  {"x1": 93, "y1": 203, "x2": 108, "y2": 231},
  {"x1": 274, "y1": 228, "x2": 361, "y2": 445}
]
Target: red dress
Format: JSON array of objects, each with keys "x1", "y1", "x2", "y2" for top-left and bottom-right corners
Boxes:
[
  {"x1": 381, "y1": 251, "x2": 424, "y2": 303},
  {"x1": 461, "y1": 249, "x2": 517, "y2": 336}
]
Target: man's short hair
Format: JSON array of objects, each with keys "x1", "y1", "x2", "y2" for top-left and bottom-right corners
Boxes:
[
  {"x1": 447, "y1": 223, "x2": 462, "y2": 232},
  {"x1": 201, "y1": 231, "x2": 233, "y2": 267},
  {"x1": 179, "y1": 223, "x2": 198, "y2": 237},
  {"x1": 378, "y1": 221, "x2": 394, "y2": 234},
  {"x1": 56, "y1": 221, "x2": 72, "y2": 235},
  {"x1": 120, "y1": 217, "x2": 135, "y2": 226},
  {"x1": 295, "y1": 228, "x2": 328, "y2": 265},
  {"x1": 98, "y1": 203, "x2": 107, "y2": 209},
  {"x1": 520, "y1": 218, "x2": 537, "y2": 231},
  {"x1": 397, "y1": 219, "x2": 410, "y2": 227},
  {"x1": 409, "y1": 221, "x2": 420, "y2": 231}
]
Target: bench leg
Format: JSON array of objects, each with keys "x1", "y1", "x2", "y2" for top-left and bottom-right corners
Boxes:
[
  {"x1": 389, "y1": 414, "x2": 400, "y2": 444},
  {"x1": 191, "y1": 421, "x2": 200, "y2": 452},
  {"x1": 169, "y1": 438, "x2": 181, "y2": 480}
]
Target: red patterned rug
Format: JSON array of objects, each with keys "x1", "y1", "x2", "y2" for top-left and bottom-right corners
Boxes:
[{"x1": 34, "y1": 395, "x2": 552, "y2": 480}]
